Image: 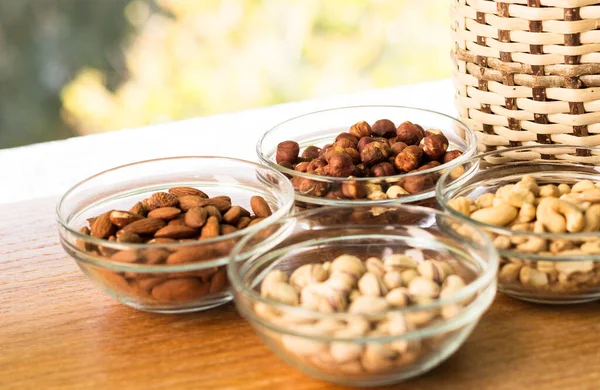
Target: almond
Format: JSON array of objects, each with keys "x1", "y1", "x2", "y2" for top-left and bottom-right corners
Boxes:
[
  {"x1": 151, "y1": 278, "x2": 209, "y2": 302},
  {"x1": 137, "y1": 276, "x2": 168, "y2": 291},
  {"x1": 122, "y1": 218, "x2": 166, "y2": 235},
  {"x1": 90, "y1": 213, "x2": 115, "y2": 238},
  {"x1": 179, "y1": 195, "x2": 208, "y2": 211},
  {"x1": 209, "y1": 268, "x2": 228, "y2": 293},
  {"x1": 223, "y1": 206, "x2": 248, "y2": 224},
  {"x1": 169, "y1": 187, "x2": 209, "y2": 198},
  {"x1": 220, "y1": 224, "x2": 238, "y2": 235},
  {"x1": 77, "y1": 227, "x2": 91, "y2": 250},
  {"x1": 111, "y1": 250, "x2": 139, "y2": 263},
  {"x1": 168, "y1": 217, "x2": 187, "y2": 227},
  {"x1": 148, "y1": 207, "x2": 182, "y2": 220},
  {"x1": 237, "y1": 217, "x2": 252, "y2": 229},
  {"x1": 129, "y1": 202, "x2": 147, "y2": 216},
  {"x1": 109, "y1": 210, "x2": 144, "y2": 227},
  {"x1": 251, "y1": 196, "x2": 272, "y2": 218},
  {"x1": 185, "y1": 207, "x2": 208, "y2": 228},
  {"x1": 167, "y1": 246, "x2": 215, "y2": 264},
  {"x1": 147, "y1": 237, "x2": 177, "y2": 244},
  {"x1": 200, "y1": 216, "x2": 221, "y2": 239},
  {"x1": 206, "y1": 196, "x2": 232, "y2": 212},
  {"x1": 204, "y1": 205, "x2": 222, "y2": 221},
  {"x1": 248, "y1": 217, "x2": 265, "y2": 227},
  {"x1": 144, "y1": 192, "x2": 179, "y2": 210},
  {"x1": 154, "y1": 225, "x2": 198, "y2": 239},
  {"x1": 141, "y1": 248, "x2": 170, "y2": 264},
  {"x1": 116, "y1": 230, "x2": 143, "y2": 243}
]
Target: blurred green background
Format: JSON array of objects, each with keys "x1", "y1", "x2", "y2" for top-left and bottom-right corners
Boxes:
[{"x1": 0, "y1": 0, "x2": 450, "y2": 149}]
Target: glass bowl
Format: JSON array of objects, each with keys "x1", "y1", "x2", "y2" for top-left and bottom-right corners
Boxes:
[
  {"x1": 437, "y1": 145, "x2": 600, "y2": 304},
  {"x1": 228, "y1": 205, "x2": 497, "y2": 386},
  {"x1": 57, "y1": 157, "x2": 295, "y2": 313},
  {"x1": 257, "y1": 106, "x2": 476, "y2": 210}
]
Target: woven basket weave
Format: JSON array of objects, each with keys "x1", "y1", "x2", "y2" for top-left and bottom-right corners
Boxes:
[{"x1": 451, "y1": 0, "x2": 600, "y2": 160}]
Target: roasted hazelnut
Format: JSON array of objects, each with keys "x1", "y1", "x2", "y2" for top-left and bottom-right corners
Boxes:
[
  {"x1": 394, "y1": 145, "x2": 423, "y2": 173},
  {"x1": 417, "y1": 161, "x2": 441, "y2": 171},
  {"x1": 325, "y1": 188, "x2": 345, "y2": 200},
  {"x1": 371, "y1": 162, "x2": 396, "y2": 177},
  {"x1": 345, "y1": 148, "x2": 361, "y2": 164},
  {"x1": 314, "y1": 165, "x2": 331, "y2": 176},
  {"x1": 357, "y1": 137, "x2": 376, "y2": 153},
  {"x1": 307, "y1": 158, "x2": 328, "y2": 173},
  {"x1": 342, "y1": 180, "x2": 367, "y2": 199},
  {"x1": 291, "y1": 177, "x2": 330, "y2": 196},
  {"x1": 388, "y1": 136, "x2": 398, "y2": 145},
  {"x1": 354, "y1": 163, "x2": 370, "y2": 177},
  {"x1": 402, "y1": 175, "x2": 434, "y2": 194},
  {"x1": 329, "y1": 153, "x2": 355, "y2": 177},
  {"x1": 294, "y1": 161, "x2": 310, "y2": 172},
  {"x1": 335, "y1": 133, "x2": 359, "y2": 147},
  {"x1": 360, "y1": 142, "x2": 389, "y2": 166},
  {"x1": 333, "y1": 138, "x2": 356, "y2": 149},
  {"x1": 324, "y1": 146, "x2": 348, "y2": 162},
  {"x1": 396, "y1": 121, "x2": 424, "y2": 146},
  {"x1": 443, "y1": 150, "x2": 463, "y2": 164},
  {"x1": 302, "y1": 145, "x2": 322, "y2": 161},
  {"x1": 320, "y1": 144, "x2": 333, "y2": 157},
  {"x1": 390, "y1": 142, "x2": 408, "y2": 156},
  {"x1": 422, "y1": 133, "x2": 449, "y2": 162},
  {"x1": 349, "y1": 121, "x2": 372, "y2": 138},
  {"x1": 276, "y1": 141, "x2": 300, "y2": 165},
  {"x1": 371, "y1": 119, "x2": 396, "y2": 138},
  {"x1": 279, "y1": 161, "x2": 294, "y2": 173}
]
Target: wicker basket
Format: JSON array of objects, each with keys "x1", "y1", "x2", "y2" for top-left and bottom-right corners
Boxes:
[{"x1": 451, "y1": 0, "x2": 600, "y2": 160}]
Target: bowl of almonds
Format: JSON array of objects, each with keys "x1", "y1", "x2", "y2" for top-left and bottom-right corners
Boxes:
[
  {"x1": 228, "y1": 205, "x2": 497, "y2": 386},
  {"x1": 57, "y1": 157, "x2": 295, "y2": 313},
  {"x1": 257, "y1": 106, "x2": 476, "y2": 211},
  {"x1": 437, "y1": 145, "x2": 600, "y2": 304}
]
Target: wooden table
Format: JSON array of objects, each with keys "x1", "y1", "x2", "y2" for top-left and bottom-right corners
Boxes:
[{"x1": 2, "y1": 80, "x2": 600, "y2": 389}]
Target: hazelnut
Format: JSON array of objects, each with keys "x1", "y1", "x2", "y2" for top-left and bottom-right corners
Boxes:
[
  {"x1": 443, "y1": 150, "x2": 463, "y2": 164},
  {"x1": 349, "y1": 121, "x2": 372, "y2": 138},
  {"x1": 394, "y1": 145, "x2": 423, "y2": 173},
  {"x1": 360, "y1": 142, "x2": 389, "y2": 166},
  {"x1": 291, "y1": 176, "x2": 330, "y2": 196},
  {"x1": 422, "y1": 133, "x2": 449, "y2": 162},
  {"x1": 390, "y1": 142, "x2": 408, "y2": 156},
  {"x1": 353, "y1": 163, "x2": 370, "y2": 177},
  {"x1": 417, "y1": 161, "x2": 441, "y2": 171},
  {"x1": 345, "y1": 148, "x2": 361, "y2": 164},
  {"x1": 357, "y1": 137, "x2": 376, "y2": 153},
  {"x1": 402, "y1": 175, "x2": 434, "y2": 194},
  {"x1": 278, "y1": 161, "x2": 294, "y2": 175},
  {"x1": 371, "y1": 119, "x2": 396, "y2": 138},
  {"x1": 276, "y1": 141, "x2": 300, "y2": 165},
  {"x1": 335, "y1": 133, "x2": 359, "y2": 147},
  {"x1": 307, "y1": 158, "x2": 327, "y2": 173},
  {"x1": 333, "y1": 138, "x2": 356, "y2": 149},
  {"x1": 329, "y1": 153, "x2": 355, "y2": 177},
  {"x1": 302, "y1": 145, "x2": 322, "y2": 161},
  {"x1": 388, "y1": 136, "x2": 398, "y2": 145},
  {"x1": 370, "y1": 162, "x2": 395, "y2": 177},
  {"x1": 342, "y1": 180, "x2": 367, "y2": 199},
  {"x1": 320, "y1": 144, "x2": 333, "y2": 157},
  {"x1": 325, "y1": 188, "x2": 345, "y2": 200},
  {"x1": 314, "y1": 165, "x2": 331, "y2": 176},
  {"x1": 294, "y1": 161, "x2": 310, "y2": 172},
  {"x1": 324, "y1": 146, "x2": 349, "y2": 162},
  {"x1": 396, "y1": 121, "x2": 425, "y2": 145}
]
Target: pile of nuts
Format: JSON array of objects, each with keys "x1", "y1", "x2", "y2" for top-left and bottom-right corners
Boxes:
[
  {"x1": 449, "y1": 177, "x2": 600, "y2": 294},
  {"x1": 275, "y1": 119, "x2": 463, "y2": 201},
  {"x1": 77, "y1": 187, "x2": 273, "y2": 305},
  {"x1": 253, "y1": 252, "x2": 474, "y2": 375}
]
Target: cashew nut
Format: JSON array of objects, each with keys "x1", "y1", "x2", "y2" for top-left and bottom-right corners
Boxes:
[
  {"x1": 571, "y1": 180, "x2": 595, "y2": 193},
  {"x1": 514, "y1": 175, "x2": 539, "y2": 197},
  {"x1": 448, "y1": 196, "x2": 475, "y2": 217},
  {"x1": 536, "y1": 197, "x2": 584, "y2": 233},
  {"x1": 470, "y1": 204, "x2": 518, "y2": 226},
  {"x1": 539, "y1": 185, "x2": 560, "y2": 198},
  {"x1": 583, "y1": 204, "x2": 600, "y2": 232},
  {"x1": 475, "y1": 193, "x2": 495, "y2": 208}
]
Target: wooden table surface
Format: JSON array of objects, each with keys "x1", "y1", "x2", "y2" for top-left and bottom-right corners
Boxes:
[{"x1": 2, "y1": 196, "x2": 600, "y2": 390}]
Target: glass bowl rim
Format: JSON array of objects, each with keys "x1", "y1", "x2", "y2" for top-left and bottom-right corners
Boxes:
[
  {"x1": 227, "y1": 204, "x2": 499, "y2": 327},
  {"x1": 56, "y1": 156, "x2": 296, "y2": 269},
  {"x1": 256, "y1": 104, "x2": 478, "y2": 183},
  {"x1": 436, "y1": 144, "x2": 600, "y2": 257}
]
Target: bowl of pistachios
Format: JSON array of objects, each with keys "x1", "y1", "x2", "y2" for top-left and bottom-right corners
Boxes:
[{"x1": 228, "y1": 205, "x2": 497, "y2": 386}]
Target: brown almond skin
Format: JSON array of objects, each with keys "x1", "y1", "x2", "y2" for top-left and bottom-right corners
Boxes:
[
  {"x1": 147, "y1": 237, "x2": 177, "y2": 244},
  {"x1": 248, "y1": 217, "x2": 265, "y2": 227},
  {"x1": 122, "y1": 218, "x2": 166, "y2": 235},
  {"x1": 168, "y1": 217, "x2": 187, "y2": 227},
  {"x1": 109, "y1": 210, "x2": 144, "y2": 228},
  {"x1": 209, "y1": 268, "x2": 228, "y2": 293},
  {"x1": 151, "y1": 278, "x2": 209, "y2": 302},
  {"x1": 168, "y1": 187, "x2": 208, "y2": 198},
  {"x1": 129, "y1": 202, "x2": 147, "y2": 216},
  {"x1": 237, "y1": 217, "x2": 252, "y2": 229},
  {"x1": 179, "y1": 195, "x2": 207, "y2": 211},
  {"x1": 220, "y1": 224, "x2": 238, "y2": 235},
  {"x1": 148, "y1": 207, "x2": 182, "y2": 220},
  {"x1": 154, "y1": 225, "x2": 198, "y2": 239},
  {"x1": 200, "y1": 216, "x2": 220, "y2": 239},
  {"x1": 91, "y1": 213, "x2": 115, "y2": 239},
  {"x1": 116, "y1": 230, "x2": 143, "y2": 243},
  {"x1": 141, "y1": 248, "x2": 170, "y2": 265},
  {"x1": 250, "y1": 196, "x2": 272, "y2": 218},
  {"x1": 111, "y1": 250, "x2": 139, "y2": 263},
  {"x1": 185, "y1": 207, "x2": 208, "y2": 228},
  {"x1": 167, "y1": 246, "x2": 215, "y2": 264},
  {"x1": 222, "y1": 206, "x2": 244, "y2": 224},
  {"x1": 146, "y1": 192, "x2": 179, "y2": 210},
  {"x1": 206, "y1": 196, "x2": 232, "y2": 212},
  {"x1": 203, "y1": 205, "x2": 222, "y2": 221}
]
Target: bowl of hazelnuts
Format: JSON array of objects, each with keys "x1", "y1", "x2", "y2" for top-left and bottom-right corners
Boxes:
[{"x1": 257, "y1": 106, "x2": 476, "y2": 210}]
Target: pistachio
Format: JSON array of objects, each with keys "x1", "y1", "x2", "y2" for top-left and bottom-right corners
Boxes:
[
  {"x1": 290, "y1": 263, "x2": 328, "y2": 290},
  {"x1": 261, "y1": 270, "x2": 288, "y2": 297},
  {"x1": 330, "y1": 254, "x2": 366, "y2": 281},
  {"x1": 383, "y1": 254, "x2": 418, "y2": 272},
  {"x1": 385, "y1": 287, "x2": 411, "y2": 307},
  {"x1": 417, "y1": 260, "x2": 448, "y2": 284},
  {"x1": 383, "y1": 270, "x2": 403, "y2": 290},
  {"x1": 408, "y1": 277, "x2": 440, "y2": 299},
  {"x1": 349, "y1": 296, "x2": 389, "y2": 314},
  {"x1": 265, "y1": 282, "x2": 299, "y2": 306},
  {"x1": 365, "y1": 257, "x2": 385, "y2": 277},
  {"x1": 358, "y1": 272, "x2": 388, "y2": 297}
]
